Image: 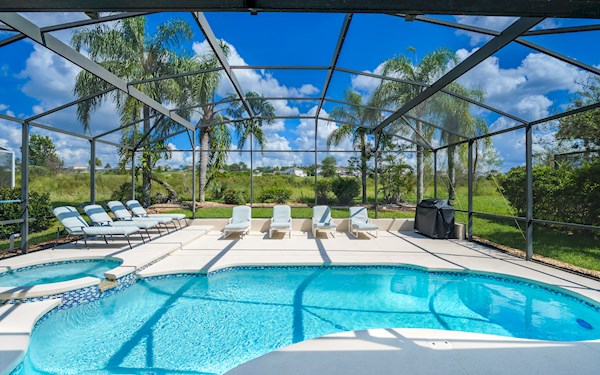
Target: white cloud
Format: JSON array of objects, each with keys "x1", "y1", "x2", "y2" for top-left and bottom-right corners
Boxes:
[
  {"x1": 456, "y1": 48, "x2": 589, "y2": 121},
  {"x1": 453, "y1": 17, "x2": 560, "y2": 47},
  {"x1": 351, "y1": 62, "x2": 386, "y2": 94},
  {"x1": 193, "y1": 40, "x2": 318, "y2": 117}
]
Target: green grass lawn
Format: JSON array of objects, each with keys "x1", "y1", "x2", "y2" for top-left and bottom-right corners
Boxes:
[{"x1": 5, "y1": 171, "x2": 598, "y2": 272}]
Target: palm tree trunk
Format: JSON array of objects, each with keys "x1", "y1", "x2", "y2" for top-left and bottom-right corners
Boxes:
[
  {"x1": 416, "y1": 120, "x2": 424, "y2": 203},
  {"x1": 142, "y1": 105, "x2": 151, "y2": 206},
  {"x1": 199, "y1": 128, "x2": 210, "y2": 202},
  {"x1": 149, "y1": 174, "x2": 178, "y2": 202},
  {"x1": 360, "y1": 135, "x2": 367, "y2": 204},
  {"x1": 448, "y1": 144, "x2": 456, "y2": 200}
]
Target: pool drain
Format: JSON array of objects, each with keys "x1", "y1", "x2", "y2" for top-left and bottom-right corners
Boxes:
[{"x1": 577, "y1": 318, "x2": 593, "y2": 330}]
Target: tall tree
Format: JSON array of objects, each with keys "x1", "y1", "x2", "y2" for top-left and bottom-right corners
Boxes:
[
  {"x1": 328, "y1": 89, "x2": 382, "y2": 203},
  {"x1": 186, "y1": 44, "x2": 231, "y2": 202},
  {"x1": 72, "y1": 17, "x2": 193, "y2": 205},
  {"x1": 226, "y1": 91, "x2": 276, "y2": 151},
  {"x1": 321, "y1": 156, "x2": 337, "y2": 177},
  {"x1": 29, "y1": 134, "x2": 63, "y2": 170},
  {"x1": 375, "y1": 48, "x2": 456, "y2": 203},
  {"x1": 432, "y1": 83, "x2": 488, "y2": 200},
  {"x1": 557, "y1": 76, "x2": 600, "y2": 149}
]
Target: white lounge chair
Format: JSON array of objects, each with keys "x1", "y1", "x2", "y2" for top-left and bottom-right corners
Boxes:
[
  {"x1": 224, "y1": 206, "x2": 251, "y2": 238},
  {"x1": 125, "y1": 200, "x2": 187, "y2": 229},
  {"x1": 53, "y1": 206, "x2": 141, "y2": 249},
  {"x1": 107, "y1": 201, "x2": 173, "y2": 235},
  {"x1": 269, "y1": 205, "x2": 292, "y2": 238},
  {"x1": 349, "y1": 207, "x2": 379, "y2": 238},
  {"x1": 312, "y1": 205, "x2": 336, "y2": 238},
  {"x1": 84, "y1": 204, "x2": 159, "y2": 241}
]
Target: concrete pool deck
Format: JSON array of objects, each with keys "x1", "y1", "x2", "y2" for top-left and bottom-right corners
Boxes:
[{"x1": 0, "y1": 222, "x2": 599, "y2": 374}]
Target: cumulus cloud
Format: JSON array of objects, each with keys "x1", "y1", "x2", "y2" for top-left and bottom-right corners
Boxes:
[
  {"x1": 453, "y1": 16, "x2": 560, "y2": 46},
  {"x1": 455, "y1": 48, "x2": 589, "y2": 121},
  {"x1": 193, "y1": 40, "x2": 318, "y2": 117}
]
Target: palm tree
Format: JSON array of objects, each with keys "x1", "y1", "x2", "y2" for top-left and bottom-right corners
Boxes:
[
  {"x1": 72, "y1": 17, "x2": 193, "y2": 205},
  {"x1": 432, "y1": 83, "x2": 488, "y2": 200},
  {"x1": 327, "y1": 89, "x2": 382, "y2": 203},
  {"x1": 374, "y1": 48, "x2": 456, "y2": 203},
  {"x1": 226, "y1": 91, "x2": 276, "y2": 151},
  {"x1": 186, "y1": 45, "x2": 232, "y2": 202}
]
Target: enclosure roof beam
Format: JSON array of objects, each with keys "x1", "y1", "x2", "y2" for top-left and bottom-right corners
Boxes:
[
  {"x1": 406, "y1": 14, "x2": 600, "y2": 76},
  {"x1": 133, "y1": 114, "x2": 166, "y2": 150},
  {"x1": 373, "y1": 17, "x2": 543, "y2": 132},
  {"x1": 335, "y1": 66, "x2": 527, "y2": 125},
  {"x1": 522, "y1": 24, "x2": 600, "y2": 36},
  {"x1": 315, "y1": 14, "x2": 352, "y2": 121},
  {"x1": 2, "y1": 1, "x2": 600, "y2": 18},
  {"x1": 93, "y1": 112, "x2": 164, "y2": 139},
  {"x1": 324, "y1": 98, "x2": 473, "y2": 139},
  {"x1": 0, "y1": 12, "x2": 149, "y2": 49},
  {"x1": 231, "y1": 65, "x2": 330, "y2": 70},
  {"x1": 174, "y1": 96, "x2": 320, "y2": 113},
  {"x1": 0, "y1": 13, "x2": 194, "y2": 132},
  {"x1": 191, "y1": 12, "x2": 254, "y2": 119},
  {"x1": 25, "y1": 88, "x2": 116, "y2": 123}
]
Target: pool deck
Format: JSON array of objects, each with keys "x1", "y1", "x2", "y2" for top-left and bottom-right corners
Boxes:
[{"x1": 1, "y1": 223, "x2": 599, "y2": 374}]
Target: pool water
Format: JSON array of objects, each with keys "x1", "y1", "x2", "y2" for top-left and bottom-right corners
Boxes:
[
  {"x1": 0, "y1": 260, "x2": 120, "y2": 286},
  {"x1": 18, "y1": 266, "x2": 600, "y2": 374}
]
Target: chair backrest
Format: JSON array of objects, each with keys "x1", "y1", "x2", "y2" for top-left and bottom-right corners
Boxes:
[
  {"x1": 107, "y1": 201, "x2": 133, "y2": 220},
  {"x1": 125, "y1": 200, "x2": 148, "y2": 217},
  {"x1": 349, "y1": 206, "x2": 368, "y2": 224},
  {"x1": 312, "y1": 205, "x2": 332, "y2": 223},
  {"x1": 83, "y1": 204, "x2": 114, "y2": 225},
  {"x1": 272, "y1": 205, "x2": 291, "y2": 223},
  {"x1": 53, "y1": 206, "x2": 89, "y2": 233},
  {"x1": 231, "y1": 206, "x2": 251, "y2": 224}
]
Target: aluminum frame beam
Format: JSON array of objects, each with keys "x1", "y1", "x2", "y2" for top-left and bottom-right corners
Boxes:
[
  {"x1": 335, "y1": 66, "x2": 527, "y2": 125},
  {"x1": 2, "y1": 1, "x2": 600, "y2": 18},
  {"x1": 0, "y1": 13, "x2": 195, "y2": 132},
  {"x1": 191, "y1": 12, "x2": 254, "y2": 118},
  {"x1": 315, "y1": 14, "x2": 352, "y2": 120},
  {"x1": 373, "y1": 17, "x2": 543, "y2": 132},
  {"x1": 407, "y1": 14, "x2": 600, "y2": 76}
]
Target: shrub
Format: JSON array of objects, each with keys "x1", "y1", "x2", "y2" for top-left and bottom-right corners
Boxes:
[
  {"x1": 111, "y1": 182, "x2": 145, "y2": 202},
  {"x1": 223, "y1": 188, "x2": 248, "y2": 205},
  {"x1": 259, "y1": 187, "x2": 292, "y2": 203},
  {"x1": 208, "y1": 181, "x2": 228, "y2": 200},
  {"x1": 316, "y1": 179, "x2": 332, "y2": 203},
  {"x1": 498, "y1": 162, "x2": 600, "y2": 225},
  {"x1": 0, "y1": 187, "x2": 52, "y2": 240},
  {"x1": 331, "y1": 177, "x2": 360, "y2": 205}
]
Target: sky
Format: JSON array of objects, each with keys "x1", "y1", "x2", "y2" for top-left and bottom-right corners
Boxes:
[{"x1": 0, "y1": 12, "x2": 598, "y2": 172}]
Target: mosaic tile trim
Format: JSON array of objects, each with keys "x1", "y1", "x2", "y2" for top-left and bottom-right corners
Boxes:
[
  {"x1": 141, "y1": 265, "x2": 600, "y2": 311},
  {"x1": 0, "y1": 259, "x2": 120, "y2": 275},
  {"x1": 1, "y1": 273, "x2": 137, "y2": 309}
]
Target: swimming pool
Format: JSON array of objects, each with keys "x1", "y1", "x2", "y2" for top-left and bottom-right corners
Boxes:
[
  {"x1": 17, "y1": 266, "x2": 600, "y2": 374},
  {"x1": 0, "y1": 259, "x2": 120, "y2": 287}
]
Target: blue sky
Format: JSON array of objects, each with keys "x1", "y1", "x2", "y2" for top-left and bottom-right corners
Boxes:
[{"x1": 0, "y1": 12, "x2": 598, "y2": 172}]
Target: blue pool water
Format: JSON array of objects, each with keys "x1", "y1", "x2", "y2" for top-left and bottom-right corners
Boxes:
[
  {"x1": 0, "y1": 259, "x2": 120, "y2": 286},
  {"x1": 18, "y1": 266, "x2": 600, "y2": 374}
]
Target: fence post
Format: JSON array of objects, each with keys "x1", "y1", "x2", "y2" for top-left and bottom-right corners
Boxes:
[
  {"x1": 192, "y1": 130, "x2": 196, "y2": 219},
  {"x1": 374, "y1": 150, "x2": 378, "y2": 219},
  {"x1": 89, "y1": 139, "x2": 96, "y2": 204},
  {"x1": 467, "y1": 140, "x2": 473, "y2": 241},
  {"x1": 131, "y1": 150, "x2": 135, "y2": 200},
  {"x1": 433, "y1": 149, "x2": 437, "y2": 199},
  {"x1": 525, "y1": 124, "x2": 533, "y2": 260},
  {"x1": 20, "y1": 122, "x2": 29, "y2": 253}
]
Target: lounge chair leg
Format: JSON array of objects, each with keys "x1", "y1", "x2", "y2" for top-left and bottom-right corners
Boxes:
[
  {"x1": 156, "y1": 226, "x2": 162, "y2": 236},
  {"x1": 53, "y1": 228, "x2": 60, "y2": 250},
  {"x1": 146, "y1": 229, "x2": 151, "y2": 241},
  {"x1": 141, "y1": 233, "x2": 146, "y2": 244},
  {"x1": 83, "y1": 236, "x2": 89, "y2": 249},
  {"x1": 126, "y1": 235, "x2": 132, "y2": 249},
  {"x1": 104, "y1": 235, "x2": 109, "y2": 244}
]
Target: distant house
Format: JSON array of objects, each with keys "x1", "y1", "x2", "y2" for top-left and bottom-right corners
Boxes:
[
  {"x1": 336, "y1": 167, "x2": 360, "y2": 177},
  {"x1": 72, "y1": 164, "x2": 88, "y2": 172},
  {"x1": 282, "y1": 167, "x2": 306, "y2": 177}
]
